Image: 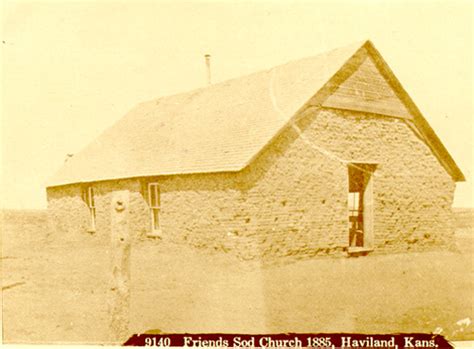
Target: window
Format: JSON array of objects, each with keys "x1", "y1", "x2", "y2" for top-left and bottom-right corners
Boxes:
[
  {"x1": 348, "y1": 192, "x2": 360, "y2": 218},
  {"x1": 348, "y1": 190, "x2": 363, "y2": 237},
  {"x1": 148, "y1": 183, "x2": 161, "y2": 233},
  {"x1": 85, "y1": 186, "x2": 96, "y2": 232}
]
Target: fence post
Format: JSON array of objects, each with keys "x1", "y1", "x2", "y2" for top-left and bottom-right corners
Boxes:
[{"x1": 109, "y1": 190, "x2": 131, "y2": 344}]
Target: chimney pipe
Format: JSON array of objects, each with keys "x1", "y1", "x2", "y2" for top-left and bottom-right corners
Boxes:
[{"x1": 204, "y1": 54, "x2": 211, "y2": 85}]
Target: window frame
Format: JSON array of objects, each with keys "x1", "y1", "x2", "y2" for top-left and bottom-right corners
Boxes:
[
  {"x1": 147, "y1": 183, "x2": 161, "y2": 234},
  {"x1": 85, "y1": 186, "x2": 96, "y2": 232},
  {"x1": 348, "y1": 191, "x2": 360, "y2": 215}
]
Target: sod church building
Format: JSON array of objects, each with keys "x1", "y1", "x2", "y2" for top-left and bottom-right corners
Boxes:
[{"x1": 46, "y1": 40, "x2": 464, "y2": 259}]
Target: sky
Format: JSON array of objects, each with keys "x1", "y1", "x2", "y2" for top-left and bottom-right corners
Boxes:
[{"x1": 1, "y1": 0, "x2": 473, "y2": 209}]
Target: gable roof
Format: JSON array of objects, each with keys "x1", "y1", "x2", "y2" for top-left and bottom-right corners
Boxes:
[{"x1": 47, "y1": 40, "x2": 464, "y2": 187}]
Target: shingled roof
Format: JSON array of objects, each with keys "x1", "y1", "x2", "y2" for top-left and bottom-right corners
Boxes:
[{"x1": 47, "y1": 40, "x2": 464, "y2": 187}]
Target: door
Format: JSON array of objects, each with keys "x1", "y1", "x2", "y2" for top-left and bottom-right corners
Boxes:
[{"x1": 348, "y1": 163, "x2": 375, "y2": 250}]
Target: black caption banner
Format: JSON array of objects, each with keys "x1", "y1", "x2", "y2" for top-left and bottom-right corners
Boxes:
[{"x1": 124, "y1": 333, "x2": 454, "y2": 348}]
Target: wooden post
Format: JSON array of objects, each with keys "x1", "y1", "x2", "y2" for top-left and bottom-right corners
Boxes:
[
  {"x1": 363, "y1": 169, "x2": 374, "y2": 249},
  {"x1": 108, "y1": 190, "x2": 131, "y2": 344}
]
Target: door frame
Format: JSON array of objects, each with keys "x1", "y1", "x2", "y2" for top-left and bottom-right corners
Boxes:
[{"x1": 347, "y1": 162, "x2": 377, "y2": 253}]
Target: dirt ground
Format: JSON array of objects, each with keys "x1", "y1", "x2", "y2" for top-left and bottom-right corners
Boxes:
[{"x1": 1, "y1": 209, "x2": 473, "y2": 344}]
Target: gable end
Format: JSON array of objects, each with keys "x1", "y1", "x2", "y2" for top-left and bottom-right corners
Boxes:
[
  {"x1": 322, "y1": 51, "x2": 412, "y2": 119},
  {"x1": 309, "y1": 41, "x2": 464, "y2": 182}
]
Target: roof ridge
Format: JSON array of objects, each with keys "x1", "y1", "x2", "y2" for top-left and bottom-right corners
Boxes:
[{"x1": 146, "y1": 40, "x2": 369, "y2": 105}]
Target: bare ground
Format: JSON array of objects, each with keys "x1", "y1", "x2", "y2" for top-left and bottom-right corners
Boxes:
[{"x1": 1, "y1": 209, "x2": 473, "y2": 344}]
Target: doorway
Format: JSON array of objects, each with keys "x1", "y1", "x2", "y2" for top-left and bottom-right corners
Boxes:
[{"x1": 348, "y1": 163, "x2": 376, "y2": 252}]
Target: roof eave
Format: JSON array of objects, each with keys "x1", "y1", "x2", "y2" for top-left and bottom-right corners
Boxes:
[{"x1": 45, "y1": 166, "x2": 245, "y2": 189}]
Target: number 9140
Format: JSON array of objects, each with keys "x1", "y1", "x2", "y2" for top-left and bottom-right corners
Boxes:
[{"x1": 144, "y1": 336, "x2": 171, "y2": 347}]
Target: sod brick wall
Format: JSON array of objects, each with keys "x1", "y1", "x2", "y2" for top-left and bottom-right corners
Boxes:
[{"x1": 47, "y1": 107, "x2": 456, "y2": 260}]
